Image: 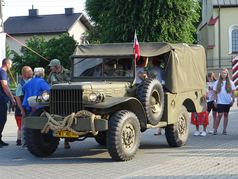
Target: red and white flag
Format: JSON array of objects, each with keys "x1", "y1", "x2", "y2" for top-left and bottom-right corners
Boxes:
[{"x1": 133, "y1": 31, "x2": 140, "y2": 61}]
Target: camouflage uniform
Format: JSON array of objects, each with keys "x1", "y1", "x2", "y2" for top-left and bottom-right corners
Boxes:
[{"x1": 48, "y1": 67, "x2": 70, "y2": 85}]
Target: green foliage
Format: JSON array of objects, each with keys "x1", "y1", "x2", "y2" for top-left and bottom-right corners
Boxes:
[
  {"x1": 86, "y1": 0, "x2": 200, "y2": 44},
  {"x1": 5, "y1": 45, "x2": 11, "y2": 58},
  {"x1": 45, "y1": 34, "x2": 76, "y2": 69},
  {"x1": 12, "y1": 34, "x2": 76, "y2": 73}
]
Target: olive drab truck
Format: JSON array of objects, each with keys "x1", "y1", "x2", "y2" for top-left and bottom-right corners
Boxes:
[{"x1": 24, "y1": 42, "x2": 206, "y2": 161}]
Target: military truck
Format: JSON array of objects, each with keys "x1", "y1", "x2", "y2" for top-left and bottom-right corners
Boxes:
[{"x1": 24, "y1": 42, "x2": 206, "y2": 161}]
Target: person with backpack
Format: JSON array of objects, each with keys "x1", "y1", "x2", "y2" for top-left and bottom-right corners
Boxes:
[{"x1": 15, "y1": 66, "x2": 33, "y2": 146}]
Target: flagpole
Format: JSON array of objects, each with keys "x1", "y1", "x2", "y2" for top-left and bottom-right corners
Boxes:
[{"x1": 0, "y1": 0, "x2": 3, "y2": 32}]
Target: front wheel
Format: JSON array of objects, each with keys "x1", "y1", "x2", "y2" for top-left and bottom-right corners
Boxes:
[
  {"x1": 107, "y1": 110, "x2": 141, "y2": 161},
  {"x1": 165, "y1": 106, "x2": 189, "y2": 147},
  {"x1": 25, "y1": 109, "x2": 59, "y2": 157}
]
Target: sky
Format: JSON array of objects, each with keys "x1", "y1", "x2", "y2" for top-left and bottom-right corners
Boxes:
[{"x1": 2, "y1": 0, "x2": 86, "y2": 21}]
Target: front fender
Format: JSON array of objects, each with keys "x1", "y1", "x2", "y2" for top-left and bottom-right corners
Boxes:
[
  {"x1": 85, "y1": 97, "x2": 147, "y2": 132},
  {"x1": 84, "y1": 97, "x2": 137, "y2": 108}
]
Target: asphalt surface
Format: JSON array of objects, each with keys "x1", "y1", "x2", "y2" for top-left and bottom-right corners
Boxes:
[{"x1": 1, "y1": 107, "x2": 238, "y2": 179}]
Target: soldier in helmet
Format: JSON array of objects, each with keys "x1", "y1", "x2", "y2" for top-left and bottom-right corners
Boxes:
[{"x1": 48, "y1": 59, "x2": 71, "y2": 149}]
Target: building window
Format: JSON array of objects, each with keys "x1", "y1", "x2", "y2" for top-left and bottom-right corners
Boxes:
[
  {"x1": 229, "y1": 25, "x2": 238, "y2": 54},
  {"x1": 232, "y1": 29, "x2": 238, "y2": 53}
]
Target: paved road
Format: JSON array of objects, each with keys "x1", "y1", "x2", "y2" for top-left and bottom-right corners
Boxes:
[{"x1": 1, "y1": 108, "x2": 238, "y2": 179}]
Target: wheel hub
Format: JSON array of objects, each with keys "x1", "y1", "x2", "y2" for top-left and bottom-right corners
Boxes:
[
  {"x1": 178, "y1": 115, "x2": 186, "y2": 136},
  {"x1": 122, "y1": 123, "x2": 135, "y2": 149},
  {"x1": 150, "y1": 92, "x2": 161, "y2": 113}
]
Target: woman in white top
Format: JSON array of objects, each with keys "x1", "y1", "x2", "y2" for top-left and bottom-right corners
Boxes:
[
  {"x1": 206, "y1": 72, "x2": 217, "y2": 133},
  {"x1": 213, "y1": 69, "x2": 236, "y2": 135}
]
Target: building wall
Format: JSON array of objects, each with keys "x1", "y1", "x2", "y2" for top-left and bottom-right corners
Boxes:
[
  {"x1": 198, "y1": 6, "x2": 238, "y2": 69},
  {"x1": 213, "y1": 7, "x2": 238, "y2": 68},
  {"x1": 7, "y1": 19, "x2": 88, "y2": 56},
  {"x1": 68, "y1": 18, "x2": 88, "y2": 44},
  {"x1": 218, "y1": 8, "x2": 238, "y2": 57}
]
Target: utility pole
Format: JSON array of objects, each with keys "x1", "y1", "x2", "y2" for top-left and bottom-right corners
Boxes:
[{"x1": 0, "y1": 0, "x2": 3, "y2": 32}]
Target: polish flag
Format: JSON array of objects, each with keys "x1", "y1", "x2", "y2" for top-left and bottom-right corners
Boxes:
[{"x1": 133, "y1": 31, "x2": 140, "y2": 61}]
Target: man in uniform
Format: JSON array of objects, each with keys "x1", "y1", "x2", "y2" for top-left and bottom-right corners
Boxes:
[
  {"x1": 48, "y1": 59, "x2": 70, "y2": 84},
  {"x1": 48, "y1": 59, "x2": 71, "y2": 149}
]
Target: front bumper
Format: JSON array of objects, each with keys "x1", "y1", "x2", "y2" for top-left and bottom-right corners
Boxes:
[{"x1": 23, "y1": 113, "x2": 108, "y2": 132}]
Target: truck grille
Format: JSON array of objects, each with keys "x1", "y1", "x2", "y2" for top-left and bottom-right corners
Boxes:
[{"x1": 50, "y1": 89, "x2": 82, "y2": 116}]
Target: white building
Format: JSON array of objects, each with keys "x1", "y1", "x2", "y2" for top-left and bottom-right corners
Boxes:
[
  {"x1": 197, "y1": 0, "x2": 238, "y2": 69},
  {"x1": 4, "y1": 8, "x2": 91, "y2": 54}
]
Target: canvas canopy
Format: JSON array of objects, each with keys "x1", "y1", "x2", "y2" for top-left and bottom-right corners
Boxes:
[
  {"x1": 72, "y1": 42, "x2": 206, "y2": 93},
  {"x1": 72, "y1": 42, "x2": 172, "y2": 57}
]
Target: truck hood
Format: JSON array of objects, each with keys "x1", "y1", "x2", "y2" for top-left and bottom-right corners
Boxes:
[{"x1": 51, "y1": 81, "x2": 131, "y2": 90}]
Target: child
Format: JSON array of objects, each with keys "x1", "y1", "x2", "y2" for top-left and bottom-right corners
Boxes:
[{"x1": 191, "y1": 111, "x2": 209, "y2": 136}]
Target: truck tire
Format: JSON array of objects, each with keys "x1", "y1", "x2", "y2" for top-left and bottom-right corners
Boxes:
[
  {"x1": 25, "y1": 109, "x2": 59, "y2": 157},
  {"x1": 137, "y1": 78, "x2": 164, "y2": 125},
  {"x1": 107, "y1": 110, "x2": 141, "y2": 161},
  {"x1": 94, "y1": 131, "x2": 107, "y2": 146},
  {"x1": 165, "y1": 106, "x2": 189, "y2": 147}
]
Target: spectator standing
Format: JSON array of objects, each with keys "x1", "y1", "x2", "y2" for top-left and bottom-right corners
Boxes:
[
  {"x1": 0, "y1": 58, "x2": 16, "y2": 147},
  {"x1": 15, "y1": 66, "x2": 33, "y2": 146},
  {"x1": 47, "y1": 59, "x2": 71, "y2": 149},
  {"x1": 213, "y1": 69, "x2": 236, "y2": 135},
  {"x1": 191, "y1": 111, "x2": 209, "y2": 136},
  {"x1": 206, "y1": 72, "x2": 217, "y2": 134},
  {"x1": 22, "y1": 68, "x2": 50, "y2": 114}
]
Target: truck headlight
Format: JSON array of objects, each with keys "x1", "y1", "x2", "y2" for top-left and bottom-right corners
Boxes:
[
  {"x1": 41, "y1": 92, "x2": 50, "y2": 101},
  {"x1": 88, "y1": 93, "x2": 97, "y2": 102}
]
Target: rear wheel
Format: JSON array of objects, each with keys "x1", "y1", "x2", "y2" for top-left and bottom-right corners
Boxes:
[
  {"x1": 107, "y1": 110, "x2": 141, "y2": 161},
  {"x1": 25, "y1": 109, "x2": 59, "y2": 157},
  {"x1": 165, "y1": 106, "x2": 189, "y2": 147}
]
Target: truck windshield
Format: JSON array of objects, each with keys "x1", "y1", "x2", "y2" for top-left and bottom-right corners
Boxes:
[{"x1": 73, "y1": 57, "x2": 134, "y2": 78}]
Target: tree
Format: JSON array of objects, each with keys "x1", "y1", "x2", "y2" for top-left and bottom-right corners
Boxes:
[
  {"x1": 85, "y1": 0, "x2": 200, "y2": 44},
  {"x1": 12, "y1": 36, "x2": 48, "y2": 73},
  {"x1": 6, "y1": 46, "x2": 11, "y2": 58},
  {"x1": 12, "y1": 34, "x2": 76, "y2": 73},
  {"x1": 45, "y1": 34, "x2": 76, "y2": 69}
]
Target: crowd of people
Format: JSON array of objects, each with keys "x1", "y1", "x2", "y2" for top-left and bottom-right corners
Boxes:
[
  {"x1": 192, "y1": 69, "x2": 236, "y2": 137},
  {"x1": 0, "y1": 58, "x2": 71, "y2": 148}
]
